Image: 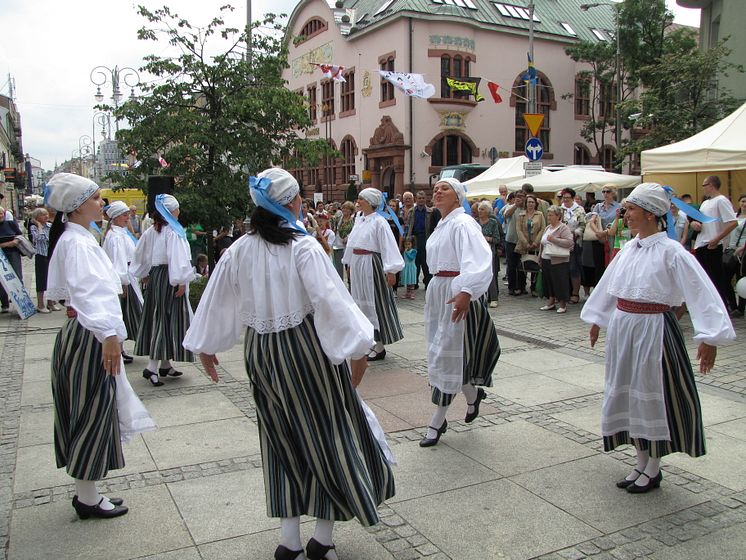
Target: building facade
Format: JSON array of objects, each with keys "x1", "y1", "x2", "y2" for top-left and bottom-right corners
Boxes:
[
  {"x1": 282, "y1": 0, "x2": 619, "y2": 201},
  {"x1": 0, "y1": 93, "x2": 25, "y2": 215}
]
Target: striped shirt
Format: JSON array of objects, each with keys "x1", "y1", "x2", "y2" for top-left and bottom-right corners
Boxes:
[{"x1": 30, "y1": 223, "x2": 51, "y2": 257}]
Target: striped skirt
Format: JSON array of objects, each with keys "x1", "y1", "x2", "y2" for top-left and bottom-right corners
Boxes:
[
  {"x1": 52, "y1": 319, "x2": 125, "y2": 480},
  {"x1": 134, "y1": 265, "x2": 194, "y2": 362},
  {"x1": 245, "y1": 314, "x2": 395, "y2": 525},
  {"x1": 603, "y1": 311, "x2": 706, "y2": 458},
  {"x1": 350, "y1": 252, "x2": 403, "y2": 345},
  {"x1": 432, "y1": 295, "x2": 501, "y2": 406},
  {"x1": 121, "y1": 284, "x2": 143, "y2": 341}
]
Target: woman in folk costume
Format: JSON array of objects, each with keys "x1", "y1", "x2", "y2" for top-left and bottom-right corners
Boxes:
[
  {"x1": 581, "y1": 183, "x2": 735, "y2": 493},
  {"x1": 342, "y1": 188, "x2": 404, "y2": 361},
  {"x1": 45, "y1": 173, "x2": 155, "y2": 519},
  {"x1": 420, "y1": 178, "x2": 500, "y2": 447},
  {"x1": 131, "y1": 194, "x2": 194, "y2": 387},
  {"x1": 183, "y1": 168, "x2": 395, "y2": 560},
  {"x1": 102, "y1": 201, "x2": 143, "y2": 364}
]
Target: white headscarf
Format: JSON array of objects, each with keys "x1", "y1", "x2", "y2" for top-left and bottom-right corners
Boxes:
[
  {"x1": 626, "y1": 182, "x2": 672, "y2": 217},
  {"x1": 435, "y1": 178, "x2": 467, "y2": 206},
  {"x1": 359, "y1": 188, "x2": 383, "y2": 209},
  {"x1": 158, "y1": 194, "x2": 179, "y2": 212},
  {"x1": 250, "y1": 168, "x2": 299, "y2": 206},
  {"x1": 105, "y1": 200, "x2": 130, "y2": 220},
  {"x1": 46, "y1": 173, "x2": 99, "y2": 213}
]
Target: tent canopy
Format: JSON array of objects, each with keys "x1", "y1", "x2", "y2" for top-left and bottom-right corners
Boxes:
[
  {"x1": 463, "y1": 156, "x2": 550, "y2": 198},
  {"x1": 641, "y1": 102, "x2": 746, "y2": 174},
  {"x1": 504, "y1": 167, "x2": 640, "y2": 193}
]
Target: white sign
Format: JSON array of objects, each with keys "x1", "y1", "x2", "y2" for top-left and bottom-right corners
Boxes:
[
  {"x1": 348, "y1": 174, "x2": 359, "y2": 183},
  {"x1": 524, "y1": 161, "x2": 543, "y2": 178},
  {"x1": 0, "y1": 251, "x2": 36, "y2": 319},
  {"x1": 313, "y1": 193, "x2": 324, "y2": 205}
]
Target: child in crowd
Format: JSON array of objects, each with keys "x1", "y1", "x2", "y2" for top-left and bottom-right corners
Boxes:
[
  {"x1": 193, "y1": 253, "x2": 209, "y2": 279},
  {"x1": 315, "y1": 212, "x2": 335, "y2": 257},
  {"x1": 401, "y1": 237, "x2": 418, "y2": 299}
]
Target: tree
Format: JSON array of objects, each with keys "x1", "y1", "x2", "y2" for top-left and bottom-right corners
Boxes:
[{"x1": 114, "y1": 4, "x2": 328, "y2": 233}]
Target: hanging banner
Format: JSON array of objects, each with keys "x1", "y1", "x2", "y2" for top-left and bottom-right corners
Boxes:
[{"x1": 0, "y1": 251, "x2": 36, "y2": 319}]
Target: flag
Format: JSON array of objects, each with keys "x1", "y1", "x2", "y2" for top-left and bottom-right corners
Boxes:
[
  {"x1": 158, "y1": 155, "x2": 169, "y2": 169},
  {"x1": 313, "y1": 63, "x2": 346, "y2": 82},
  {"x1": 445, "y1": 77, "x2": 485, "y2": 102},
  {"x1": 523, "y1": 53, "x2": 537, "y2": 86},
  {"x1": 487, "y1": 81, "x2": 503, "y2": 104},
  {"x1": 378, "y1": 71, "x2": 435, "y2": 99}
]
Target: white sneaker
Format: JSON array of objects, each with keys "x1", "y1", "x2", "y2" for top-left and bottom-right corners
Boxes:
[
  {"x1": 556, "y1": 307, "x2": 567, "y2": 314},
  {"x1": 489, "y1": 301, "x2": 498, "y2": 308}
]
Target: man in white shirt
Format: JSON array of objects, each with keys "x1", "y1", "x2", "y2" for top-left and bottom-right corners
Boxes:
[{"x1": 691, "y1": 175, "x2": 738, "y2": 312}]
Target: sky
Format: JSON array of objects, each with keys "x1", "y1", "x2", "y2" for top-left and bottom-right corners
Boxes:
[{"x1": 0, "y1": 0, "x2": 701, "y2": 171}]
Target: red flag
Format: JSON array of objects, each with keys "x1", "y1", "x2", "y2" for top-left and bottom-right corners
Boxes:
[{"x1": 487, "y1": 81, "x2": 503, "y2": 104}]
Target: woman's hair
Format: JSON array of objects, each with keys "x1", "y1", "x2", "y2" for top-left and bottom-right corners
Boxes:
[
  {"x1": 341, "y1": 201, "x2": 355, "y2": 213},
  {"x1": 248, "y1": 206, "x2": 303, "y2": 245},
  {"x1": 152, "y1": 210, "x2": 169, "y2": 233},
  {"x1": 525, "y1": 195, "x2": 538, "y2": 207},
  {"x1": 47, "y1": 211, "x2": 66, "y2": 258},
  {"x1": 196, "y1": 253, "x2": 208, "y2": 264},
  {"x1": 561, "y1": 188, "x2": 576, "y2": 199},
  {"x1": 478, "y1": 200, "x2": 492, "y2": 213},
  {"x1": 32, "y1": 207, "x2": 48, "y2": 220},
  {"x1": 547, "y1": 205, "x2": 562, "y2": 218}
]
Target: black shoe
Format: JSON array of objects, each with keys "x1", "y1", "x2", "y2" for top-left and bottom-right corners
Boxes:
[
  {"x1": 121, "y1": 352, "x2": 134, "y2": 364},
  {"x1": 419, "y1": 419, "x2": 448, "y2": 447},
  {"x1": 143, "y1": 369, "x2": 164, "y2": 386},
  {"x1": 626, "y1": 470, "x2": 663, "y2": 494},
  {"x1": 464, "y1": 388, "x2": 486, "y2": 424},
  {"x1": 275, "y1": 545, "x2": 305, "y2": 560},
  {"x1": 73, "y1": 495, "x2": 124, "y2": 507},
  {"x1": 306, "y1": 538, "x2": 336, "y2": 560},
  {"x1": 159, "y1": 367, "x2": 183, "y2": 377},
  {"x1": 615, "y1": 469, "x2": 643, "y2": 489},
  {"x1": 73, "y1": 497, "x2": 128, "y2": 519},
  {"x1": 367, "y1": 348, "x2": 386, "y2": 362}
]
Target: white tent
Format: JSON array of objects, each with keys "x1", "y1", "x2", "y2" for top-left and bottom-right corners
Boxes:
[
  {"x1": 641, "y1": 102, "x2": 746, "y2": 174},
  {"x1": 463, "y1": 156, "x2": 549, "y2": 198},
  {"x1": 504, "y1": 167, "x2": 641, "y2": 193}
]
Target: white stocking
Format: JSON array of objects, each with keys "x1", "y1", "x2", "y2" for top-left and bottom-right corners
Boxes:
[
  {"x1": 280, "y1": 517, "x2": 302, "y2": 551},
  {"x1": 159, "y1": 359, "x2": 172, "y2": 370},
  {"x1": 74, "y1": 479, "x2": 114, "y2": 510},
  {"x1": 462, "y1": 383, "x2": 478, "y2": 414},
  {"x1": 626, "y1": 447, "x2": 649, "y2": 481},
  {"x1": 426, "y1": 405, "x2": 448, "y2": 439},
  {"x1": 643, "y1": 457, "x2": 661, "y2": 478},
  {"x1": 146, "y1": 359, "x2": 158, "y2": 373},
  {"x1": 313, "y1": 519, "x2": 338, "y2": 559}
]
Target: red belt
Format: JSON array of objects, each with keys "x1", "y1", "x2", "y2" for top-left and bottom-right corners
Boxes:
[
  {"x1": 435, "y1": 271, "x2": 460, "y2": 277},
  {"x1": 353, "y1": 249, "x2": 374, "y2": 255},
  {"x1": 617, "y1": 299, "x2": 670, "y2": 314}
]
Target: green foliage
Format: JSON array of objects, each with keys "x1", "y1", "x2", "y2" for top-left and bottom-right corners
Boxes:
[{"x1": 113, "y1": 4, "x2": 328, "y2": 230}]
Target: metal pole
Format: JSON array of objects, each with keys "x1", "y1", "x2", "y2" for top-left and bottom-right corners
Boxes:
[
  {"x1": 246, "y1": 0, "x2": 252, "y2": 67},
  {"x1": 527, "y1": 0, "x2": 536, "y2": 114},
  {"x1": 615, "y1": 5, "x2": 622, "y2": 172}
]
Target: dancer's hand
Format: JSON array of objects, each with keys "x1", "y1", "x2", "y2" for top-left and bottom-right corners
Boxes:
[
  {"x1": 175, "y1": 284, "x2": 186, "y2": 297},
  {"x1": 102, "y1": 336, "x2": 121, "y2": 376},
  {"x1": 696, "y1": 342, "x2": 716, "y2": 374},
  {"x1": 199, "y1": 353, "x2": 220, "y2": 383},
  {"x1": 386, "y1": 273, "x2": 396, "y2": 288},
  {"x1": 589, "y1": 324, "x2": 600, "y2": 348},
  {"x1": 446, "y1": 292, "x2": 471, "y2": 323},
  {"x1": 351, "y1": 357, "x2": 368, "y2": 388}
]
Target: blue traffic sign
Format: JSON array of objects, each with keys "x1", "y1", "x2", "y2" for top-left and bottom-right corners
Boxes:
[{"x1": 525, "y1": 137, "x2": 544, "y2": 161}]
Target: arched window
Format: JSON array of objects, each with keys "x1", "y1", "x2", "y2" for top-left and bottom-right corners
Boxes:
[
  {"x1": 321, "y1": 139, "x2": 337, "y2": 191},
  {"x1": 512, "y1": 71, "x2": 556, "y2": 154},
  {"x1": 340, "y1": 136, "x2": 357, "y2": 182},
  {"x1": 297, "y1": 18, "x2": 328, "y2": 44},
  {"x1": 429, "y1": 133, "x2": 475, "y2": 168},
  {"x1": 440, "y1": 54, "x2": 473, "y2": 99},
  {"x1": 601, "y1": 145, "x2": 616, "y2": 171},
  {"x1": 574, "y1": 144, "x2": 592, "y2": 166}
]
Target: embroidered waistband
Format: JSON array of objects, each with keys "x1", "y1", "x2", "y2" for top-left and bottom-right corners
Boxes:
[
  {"x1": 352, "y1": 249, "x2": 375, "y2": 255},
  {"x1": 435, "y1": 271, "x2": 460, "y2": 277},
  {"x1": 617, "y1": 299, "x2": 670, "y2": 314}
]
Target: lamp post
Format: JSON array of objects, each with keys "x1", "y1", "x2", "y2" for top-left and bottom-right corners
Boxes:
[
  {"x1": 91, "y1": 112, "x2": 112, "y2": 180},
  {"x1": 581, "y1": 2, "x2": 622, "y2": 171},
  {"x1": 89, "y1": 65, "x2": 140, "y2": 134}
]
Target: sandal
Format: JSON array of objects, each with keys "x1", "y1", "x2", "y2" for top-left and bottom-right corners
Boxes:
[{"x1": 569, "y1": 295, "x2": 580, "y2": 304}]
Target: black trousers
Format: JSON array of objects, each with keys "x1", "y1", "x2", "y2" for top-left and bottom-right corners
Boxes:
[
  {"x1": 505, "y1": 242, "x2": 525, "y2": 293},
  {"x1": 695, "y1": 245, "x2": 736, "y2": 310},
  {"x1": 414, "y1": 232, "x2": 431, "y2": 287}
]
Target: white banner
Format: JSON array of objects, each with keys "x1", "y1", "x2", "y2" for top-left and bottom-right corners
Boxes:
[{"x1": 0, "y1": 251, "x2": 36, "y2": 319}]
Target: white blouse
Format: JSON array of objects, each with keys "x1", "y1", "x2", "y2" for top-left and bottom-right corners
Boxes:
[
  {"x1": 130, "y1": 224, "x2": 193, "y2": 286},
  {"x1": 183, "y1": 233, "x2": 375, "y2": 364},
  {"x1": 102, "y1": 225, "x2": 135, "y2": 286},
  {"x1": 425, "y1": 207, "x2": 493, "y2": 298},
  {"x1": 342, "y1": 212, "x2": 404, "y2": 274},
  {"x1": 47, "y1": 222, "x2": 127, "y2": 343},
  {"x1": 580, "y1": 232, "x2": 736, "y2": 345}
]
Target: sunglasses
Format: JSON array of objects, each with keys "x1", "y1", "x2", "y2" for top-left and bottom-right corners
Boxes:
[{"x1": 602, "y1": 190, "x2": 612, "y2": 194}]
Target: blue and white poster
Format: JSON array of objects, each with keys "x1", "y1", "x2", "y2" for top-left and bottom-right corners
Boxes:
[{"x1": 0, "y1": 251, "x2": 36, "y2": 319}]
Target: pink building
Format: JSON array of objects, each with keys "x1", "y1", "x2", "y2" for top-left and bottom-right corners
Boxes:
[{"x1": 282, "y1": 0, "x2": 617, "y2": 201}]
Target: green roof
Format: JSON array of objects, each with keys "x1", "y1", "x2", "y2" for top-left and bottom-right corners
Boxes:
[{"x1": 338, "y1": 0, "x2": 617, "y2": 44}]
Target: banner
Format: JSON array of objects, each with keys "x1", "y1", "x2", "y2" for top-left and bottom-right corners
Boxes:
[
  {"x1": 487, "y1": 81, "x2": 503, "y2": 103},
  {"x1": 378, "y1": 71, "x2": 435, "y2": 99},
  {"x1": 312, "y1": 63, "x2": 346, "y2": 82},
  {"x1": 445, "y1": 77, "x2": 484, "y2": 102},
  {"x1": 0, "y1": 251, "x2": 36, "y2": 319}
]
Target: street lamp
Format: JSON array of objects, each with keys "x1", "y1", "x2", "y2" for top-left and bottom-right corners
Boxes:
[
  {"x1": 581, "y1": 2, "x2": 623, "y2": 171},
  {"x1": 89, "y1": 65, "x2": 140, "y2": 134}
]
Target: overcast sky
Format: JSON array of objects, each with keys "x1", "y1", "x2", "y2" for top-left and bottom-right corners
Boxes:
[{"x1": 0, "y1": 0, "x2": 700, "y2": 171}]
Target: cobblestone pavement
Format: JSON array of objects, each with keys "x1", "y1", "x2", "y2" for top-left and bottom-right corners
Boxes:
[{"x1": 2, "y1": 261, "x2": 746, "y2": 559}]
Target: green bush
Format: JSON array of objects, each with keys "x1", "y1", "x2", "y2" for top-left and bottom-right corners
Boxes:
[{"x1": 189, "y1": 276, "x2": 209, "y2": 311}]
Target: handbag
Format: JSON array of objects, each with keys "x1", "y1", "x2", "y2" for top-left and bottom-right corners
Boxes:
[
  {"x1": 15, "y1": 235, "x2": 36, "y2": 258},
  {"x1": 520, "y1": 252, "x2": 541, "y2": 273},
  {"x1": 543, "y1": 241, "x2": 570, "y2": 258},
  {"x1": 723, "y1": 222, "x2": 746, "y2": 273}
]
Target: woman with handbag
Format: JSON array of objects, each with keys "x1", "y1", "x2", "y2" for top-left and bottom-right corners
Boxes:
[
  {"x1": 515, "y1": 195, "x2": 545, "y2": 297},
  {"x1": 581, "y1": 212, "x2": 601, "y2": 296},
  {"x1": 539, "y1": 206, "x2": 574, "y2": 313},
  {"x1": 477, "y1": 201, "x2": 502, "y2": 307}
]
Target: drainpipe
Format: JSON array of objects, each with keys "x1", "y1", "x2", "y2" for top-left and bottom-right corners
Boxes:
[{"x1": 409, "y1": 17, "x2": 414, "y2": 189}]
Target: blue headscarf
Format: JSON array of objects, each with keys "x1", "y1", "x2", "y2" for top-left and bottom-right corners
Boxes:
[
  {"x1": 249, "y1": 168, "x2": 308, "y2": 235},
  {"x1": 155, "y1": 194, "x2": 187, "y2": 239},
  {"x1": 376, "y1": 192, "x2": 404, "y2": 236}
]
